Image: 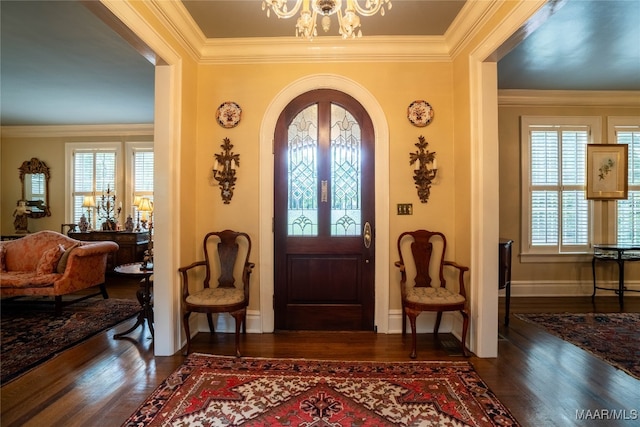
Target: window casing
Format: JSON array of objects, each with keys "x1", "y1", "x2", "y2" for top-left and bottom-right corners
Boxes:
[
  {"x1": 521, "y1": 116, "x2": 602, "y2": 261},
  {"x1": 126, "y1": 142, "x2": 154, "y2": 223},
  {"x1": 610, "y1": 117, "x2": 640, "y2": 246},
  {"x1": 66, "y1": 141, "x2": 153, "y2": 229}
]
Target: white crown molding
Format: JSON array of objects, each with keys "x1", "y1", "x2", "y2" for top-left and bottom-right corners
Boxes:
[
  {"x1": 498, "y1": 90, "x2": 640, "y2": 107},
  {"x1": 445, "y1": 0, "x2": 502, "y2": 58},
  {"x1": 147, "y1": 0, "x2": 204, "y2": 62},
  {"x1": 199, "y1": 35, "x2": 450, "y2": 64},
  {"x1": 0, "y1": 124, "x2": 154, "y2": 139}
]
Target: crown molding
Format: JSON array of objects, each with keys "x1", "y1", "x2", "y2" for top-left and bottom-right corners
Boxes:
[
  {"x1": 0, "y1": 124, "x2": 154, "y2": 139},
  {"x1": 445, "y1": 0, "x2": 502, "y2": 58},
  {"x1": 147, "y1": 0, "x2": 205, "y2": 62},
  {"x1": 199, "y1": 35, "x2": 450, "y2": 64},
  {"x1": 498, "y1": 90, "x2": 640, "y2": 107}
]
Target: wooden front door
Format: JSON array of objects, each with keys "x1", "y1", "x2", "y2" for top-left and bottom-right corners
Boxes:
[{"x1": 274, "y1": 89, "x2": 375, "y2": 331}]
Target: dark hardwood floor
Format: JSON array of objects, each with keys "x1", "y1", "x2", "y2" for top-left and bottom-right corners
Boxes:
[{"x1": 1, "y1": 277, "x2": 639, "y2": 426}]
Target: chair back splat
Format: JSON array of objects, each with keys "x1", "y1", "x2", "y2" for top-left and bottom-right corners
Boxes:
[{"x1": 203, "y1": 231, "x2": 245, "y2": 289}]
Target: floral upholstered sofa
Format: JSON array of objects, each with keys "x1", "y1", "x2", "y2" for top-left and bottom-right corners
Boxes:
[{"x1": 0, "y1": 230, "x2": 118, "y2": 314}]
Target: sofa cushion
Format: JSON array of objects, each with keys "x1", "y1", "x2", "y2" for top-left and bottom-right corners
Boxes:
[
  {"x1": 56, "y1": 243, "x2": 80, "y2": 274},
  {"x1": 0, "y1": 271, "x2": 61, "y2": 288},
  {"x1": 36, "y1": 246, "x2": 64, "y2": 275}
]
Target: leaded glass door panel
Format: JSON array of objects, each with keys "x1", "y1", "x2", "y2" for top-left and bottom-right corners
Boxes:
[{"x1": 274, "y1": 89, "x2": 375, "y2": 330}]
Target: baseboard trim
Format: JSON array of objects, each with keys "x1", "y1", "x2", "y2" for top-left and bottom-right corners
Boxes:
[
  {"x1": 504, "y1": 280, "x2": 640, "y2": 297},
  {"x1": 195, "y1": 310, "x2": 262, "y2": 334}
]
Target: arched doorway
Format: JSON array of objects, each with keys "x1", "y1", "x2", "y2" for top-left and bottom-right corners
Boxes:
[
  {"x1": 259, "y1": 75, "x2": 390, "y2": 333},
  {"x1": 273, "y1": 89, "x2": 376, "y2": 330}
]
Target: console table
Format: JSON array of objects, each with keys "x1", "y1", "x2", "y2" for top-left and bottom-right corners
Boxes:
[
  {"x1": 69, "y1": 231, "x2": 149, "y2": 271},
  {"x1": 592, "y1": 245, "x2": 640, "y2": 308}
]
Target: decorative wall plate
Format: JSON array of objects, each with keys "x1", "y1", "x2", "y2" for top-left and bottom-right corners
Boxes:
[
  {"x1": 216, "y1": 101, "x2": 242, "y2": 128},
  {"x1": 407, "y1": 100, "x2": 434, "y2": 127}
]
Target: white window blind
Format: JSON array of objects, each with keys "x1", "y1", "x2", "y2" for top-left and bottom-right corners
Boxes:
[
  {"x1": 616, "y1": 127, "x2": 640, "y2": 245},
  {"x1": 72, "y1": 149, "x2": 117, "y2": 227},
  {"x1": 132, "y1": 148, "x2": 154, "y2": 219},
  {"x1": 521, "y1": 116, "x2": 600, "y2": 260},
  {"x1": 529, "y1": 128, "x2": 589, "y2": 250}
]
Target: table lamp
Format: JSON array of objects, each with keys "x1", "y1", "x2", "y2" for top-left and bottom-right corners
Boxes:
[
  {"x1": 133, "y1": 196, "x2": 142, "y2": 231},
  {"x1": 82, "y1": 195, "x2": 96, "y2": 230},
  {"x1": 137, "y1": 197, "x2": 154, "y2": 268}
]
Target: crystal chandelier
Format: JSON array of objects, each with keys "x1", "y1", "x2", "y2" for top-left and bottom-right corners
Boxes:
[{"x1": 262, "y1": 0, "x2": 392, "y2": 40}]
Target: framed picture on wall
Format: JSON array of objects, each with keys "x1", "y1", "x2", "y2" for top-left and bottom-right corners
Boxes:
[{"x1": 586, "y1": 144, "x2": 628, "y2": 200}]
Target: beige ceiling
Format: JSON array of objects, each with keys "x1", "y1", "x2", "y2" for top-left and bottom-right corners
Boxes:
[
  {"x1": 182, "y1": 0, "x2": 466, "y2": 38},
  {"x1": 1, "y1": 0, "x2": 638, "y2": 127}
]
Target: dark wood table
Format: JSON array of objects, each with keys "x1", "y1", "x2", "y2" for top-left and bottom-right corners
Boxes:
[
  {"x1": 113, "y1": 262, "x2": 154, "y2": 339},
  {"x1": 592, "y1": 245, "x2": 640, "y2": 308}
]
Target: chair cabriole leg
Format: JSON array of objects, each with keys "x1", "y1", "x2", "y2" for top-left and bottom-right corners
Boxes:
[
  {"x1": 408, "y1": 311, "x2": 418, "y2": 359},
  {"x1": 460, "y1": 308, "x2": 470, "y2": 357},
  {"x1": 183, "y1": 311, "x2": 192, "y2": 356}
]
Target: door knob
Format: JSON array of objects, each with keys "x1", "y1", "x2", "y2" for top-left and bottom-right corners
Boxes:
[{"x1": 363, "y1": 221, "x2": 372, "y2": 249}]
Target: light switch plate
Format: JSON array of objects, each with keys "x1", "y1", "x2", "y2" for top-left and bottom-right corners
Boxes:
[{"x1": 397, "y1": 203, "x2": 413, "y2": 215}]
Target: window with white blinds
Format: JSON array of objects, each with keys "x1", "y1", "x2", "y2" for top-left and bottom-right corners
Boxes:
[
  {"x1": 71, "y1": 147, "x2": 118, "y2": 227},
  {"x1": 521, "y1": 116, "x2": 601, "y2": 259},
  {"x1": 130, "y1": 145, "x2": 154, "y2": 220},
  {"x1": 613, "y1": 118, "x2": 640, "y2": 246},
  {"x1": 67, "y1": 142, "x2": 153, "y2": 229}
]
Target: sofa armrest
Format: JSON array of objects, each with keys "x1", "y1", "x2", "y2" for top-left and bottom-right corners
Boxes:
[
  {"x1": 73, "y1": 241, "x2": 119, "y2": 257},
  {"x1": 52, "y1": 241, "x2": 119, "y2": 295}
]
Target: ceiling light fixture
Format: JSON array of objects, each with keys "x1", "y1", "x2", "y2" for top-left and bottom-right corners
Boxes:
[{"x1": 262, "y1": 0, "x2": 392, "y2": 40}]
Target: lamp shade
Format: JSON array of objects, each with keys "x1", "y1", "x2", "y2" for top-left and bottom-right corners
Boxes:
[
  {"x1": 137, "y1": 197, "x2": 153, "y2": 212},
  {"x1": 82, "y1": 196, "x2": 96, "y2": 208},
  {"x1": 133, "y1": 196, "x2": 142, "y2": 207}
]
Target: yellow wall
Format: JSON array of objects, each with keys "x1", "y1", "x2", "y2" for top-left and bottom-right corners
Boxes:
[{"x1": 195, "y1": 61, "x2": 458, "y2": 311}]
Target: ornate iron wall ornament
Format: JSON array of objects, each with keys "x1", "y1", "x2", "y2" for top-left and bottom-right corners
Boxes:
[
  {"x1": 409, "y1": 135, "x2": 438, "y2": 203},
  {"x1": 213, "y1": 138, "x2": 240, "y2": 204}
]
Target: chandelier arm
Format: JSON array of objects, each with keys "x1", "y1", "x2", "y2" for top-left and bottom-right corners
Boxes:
[
  {"x1": 351, "y1": 0, "x2": 390, "y2": 17},
  {"x1": 336, "y1": 8, "x2": 361, "y2": 38},
  {"x1": 264, "y1": 0, "x2": 304, "y2": 20}
]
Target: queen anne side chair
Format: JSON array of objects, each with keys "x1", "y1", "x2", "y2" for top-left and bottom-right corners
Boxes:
[
  {"x1": 178, "y1": 230, "x2": 254, "y2": 357},
  {"x1": 395, "y1": 230, "x2": 470, "y2": 358}
]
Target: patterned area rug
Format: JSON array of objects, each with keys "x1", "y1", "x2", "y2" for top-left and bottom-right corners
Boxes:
[
  {"x1": 123, "y1": 354, "x2": 520, "y2": 426},
  {"x1": 1, "y1": 297, "x2": 139, "y2": 384},
  {"x1": 516, "y1": 312, "x2": 640, "y2": 380}
]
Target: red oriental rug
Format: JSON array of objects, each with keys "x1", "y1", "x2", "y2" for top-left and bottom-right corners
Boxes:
[
  {"x1": 516, "y1": 312, "x2": 640, "y2": 380},
  {"x1": 122, "y1": 354, "x2": 520, "y2": 426}
]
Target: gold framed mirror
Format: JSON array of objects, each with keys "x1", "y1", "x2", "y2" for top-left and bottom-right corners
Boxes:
[{"x1": 19, "y1": 157, "x2": 51, "y2": 218}]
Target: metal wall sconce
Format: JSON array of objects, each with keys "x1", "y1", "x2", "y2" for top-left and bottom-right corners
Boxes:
[
  {"x1": 212, "y1": 137, "x2": 240, "y2": 204},
  {"x1": 409, "y1": 135, "x2": 438, "y2": 203}
]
